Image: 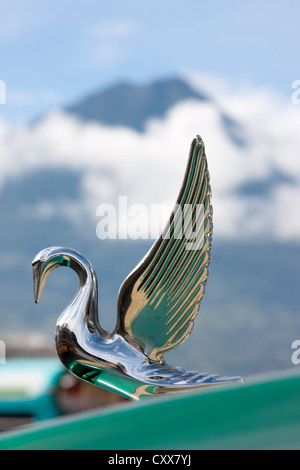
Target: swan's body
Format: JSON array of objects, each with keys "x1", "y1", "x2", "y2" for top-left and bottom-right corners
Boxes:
[{"x1": 32, "y1": 137, "x2": 243, "y2": 399}]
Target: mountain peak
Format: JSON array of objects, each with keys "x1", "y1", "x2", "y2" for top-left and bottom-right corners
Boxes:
[{"x1": 65, "y1": 77, "x2": 208, "y2": 132}]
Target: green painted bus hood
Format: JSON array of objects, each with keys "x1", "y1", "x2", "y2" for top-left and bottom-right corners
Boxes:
[{"x1": 0, "y1": 370, "x2": 299, "y2": 450}]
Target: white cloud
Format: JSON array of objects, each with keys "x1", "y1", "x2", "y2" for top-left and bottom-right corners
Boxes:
[{"x1": 0, "y1": 78, "x2": 299, "y2": 242}]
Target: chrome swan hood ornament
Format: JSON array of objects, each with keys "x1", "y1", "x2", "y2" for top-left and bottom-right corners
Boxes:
[{"x1": 32, "y1": 136, "x2": 242, "y2": 400}]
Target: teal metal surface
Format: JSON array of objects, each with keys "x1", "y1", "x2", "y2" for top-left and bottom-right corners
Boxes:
[
  {"x1": 0, "y1": 358, "x2": 64, "y2": 420},
  {"x1": 0, "y1": 370, "x2": 299, "y2": 450}
]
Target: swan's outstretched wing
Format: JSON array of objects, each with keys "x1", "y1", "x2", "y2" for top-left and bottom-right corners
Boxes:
[{"x1": 117, "y1": 136, "x2": 213, "y2": 362}]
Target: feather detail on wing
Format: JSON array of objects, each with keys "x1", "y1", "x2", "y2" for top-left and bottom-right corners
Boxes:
[{"x1": 116, "y1": 136, "x2": 213, "y2": 362}]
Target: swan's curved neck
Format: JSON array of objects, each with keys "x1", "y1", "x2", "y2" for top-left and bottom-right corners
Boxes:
[{"x1": 32, "y1": 247, "x2": 104, "y2": 337}]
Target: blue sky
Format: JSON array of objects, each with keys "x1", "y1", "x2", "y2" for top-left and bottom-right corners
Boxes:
[{"x1": 0, "y1": 0, "x2": 299, "y2": 123}]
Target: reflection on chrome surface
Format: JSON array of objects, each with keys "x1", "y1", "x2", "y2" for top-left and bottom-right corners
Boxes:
[
  {"x1": 32, "y1": 136, "x2": 243, "y2": 400},
  {"x1": 56, "y1": 372, "x2": 129, "y2": 413}
]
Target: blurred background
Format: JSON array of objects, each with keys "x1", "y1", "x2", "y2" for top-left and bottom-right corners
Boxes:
[{"x1": 0, "y1": 0, "x2": 299, "y2": 430}]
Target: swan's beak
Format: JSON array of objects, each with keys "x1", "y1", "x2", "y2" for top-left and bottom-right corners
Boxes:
[
  {"x1": 32, "y1": 256, "x2": 51, "y2": 303},
  {"x1": 32, "y1": 250, "x2": 62, "y2": 303}
]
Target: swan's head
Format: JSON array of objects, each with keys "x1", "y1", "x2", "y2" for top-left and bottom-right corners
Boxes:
[{"x1": 32, "y1": 246, "x2": 92, "y2": 303}]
